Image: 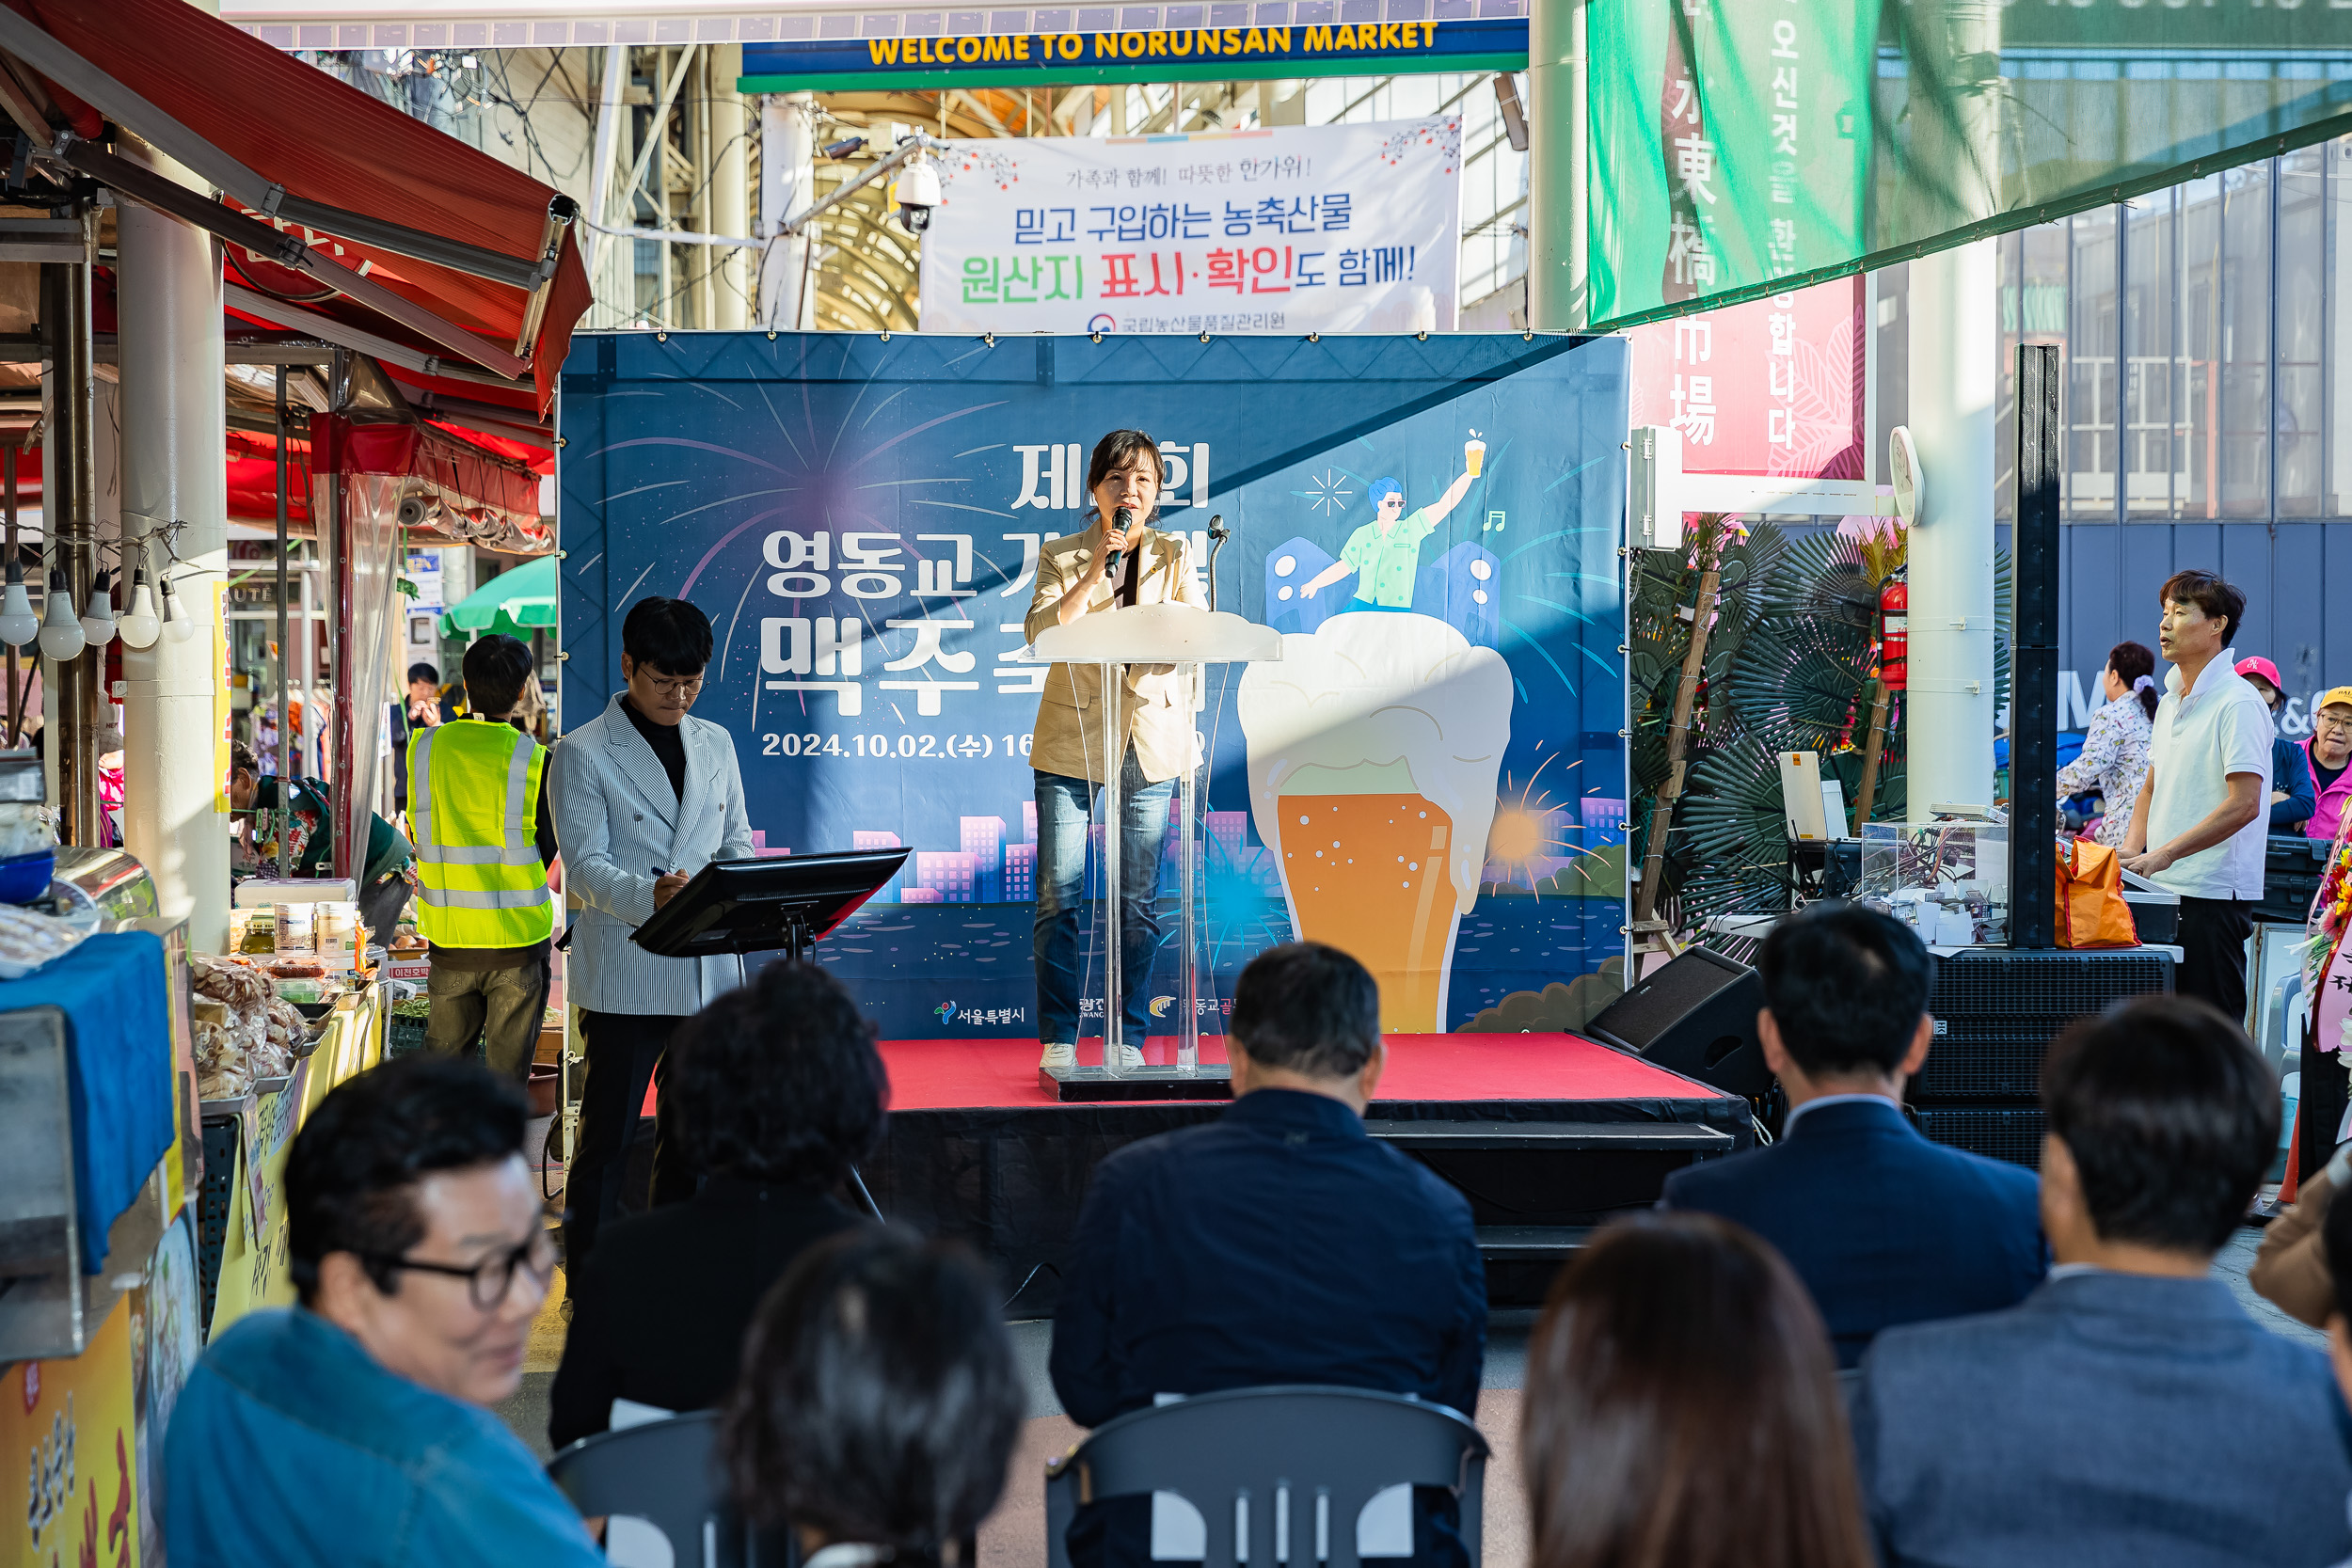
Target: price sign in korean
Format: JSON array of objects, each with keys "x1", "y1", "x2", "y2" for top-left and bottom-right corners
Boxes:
[{"x1": 919, "y1": 116, "x2": 1462, "y2": 337}]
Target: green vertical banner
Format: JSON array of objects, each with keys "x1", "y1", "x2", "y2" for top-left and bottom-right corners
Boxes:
[
  {"x1": 1588, "y1": 0, "x2": 2352, "y2": 331},
  {"x1": 1589, "y1": 0, "x2": 1872, "y2": 327}
]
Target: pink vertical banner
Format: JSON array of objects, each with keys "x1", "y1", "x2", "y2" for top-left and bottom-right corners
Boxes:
[{"x1": 1624, "y1": 275, "x2": 1866, "y2": 482}]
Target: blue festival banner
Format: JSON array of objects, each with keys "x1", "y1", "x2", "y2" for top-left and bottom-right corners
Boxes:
[{"x1": 558, "y1": 332, "x2": 1629, "y2": 1041}]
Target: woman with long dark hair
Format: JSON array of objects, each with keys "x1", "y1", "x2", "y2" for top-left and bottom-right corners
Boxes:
[
  {"x1": 723, "y1": 1229, "x2": 1025, "y2": 1567},
  {"x1": 1520, "y1": 1212, "x2": 1872, "y2": 1568},
  {"x1": 2054, "y1": 640, "x2": 2158, "y2": 847}
]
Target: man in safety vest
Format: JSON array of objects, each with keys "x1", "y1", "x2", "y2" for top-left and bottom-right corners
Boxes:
[{"x1": 410, "y1": 634, "x2": 560, "y2": 1080}]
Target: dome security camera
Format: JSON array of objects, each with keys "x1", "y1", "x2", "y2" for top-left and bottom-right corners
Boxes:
[{"x1": 892, "y1": 157, "x2": 942, "y2": 234}]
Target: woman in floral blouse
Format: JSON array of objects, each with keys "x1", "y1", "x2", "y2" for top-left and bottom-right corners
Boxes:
[{"x1": 2053, "y1": 641, "x2": 2158, "y2": 849}]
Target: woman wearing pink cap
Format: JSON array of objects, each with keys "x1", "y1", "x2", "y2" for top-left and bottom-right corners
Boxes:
[{"x1": 2233, "y1": 656, "x2": 2318, "y2": 832}]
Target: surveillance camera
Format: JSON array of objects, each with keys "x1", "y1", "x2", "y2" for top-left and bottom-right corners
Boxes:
[{"x1": 892, "y1": 158, "x2": 942, "y2": 235}]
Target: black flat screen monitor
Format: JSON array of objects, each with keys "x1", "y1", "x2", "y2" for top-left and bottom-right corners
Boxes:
[{"x1": 629, "y1": 847, "x2": 912, "y2": 961}]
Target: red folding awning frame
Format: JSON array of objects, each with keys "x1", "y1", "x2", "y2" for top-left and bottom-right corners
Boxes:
[{"x1": 0, "y1": 0, "x2": 590, "y2": 413}]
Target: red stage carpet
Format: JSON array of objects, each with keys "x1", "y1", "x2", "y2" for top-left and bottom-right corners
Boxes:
[{"x1": 877, "y1": 1032, "x2": 1720, "y2": 1111}]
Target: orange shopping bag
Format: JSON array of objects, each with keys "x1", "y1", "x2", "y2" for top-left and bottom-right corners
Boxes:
[{"x1": 2056, "y1": 837, "x2": 2139, "y2": 949}]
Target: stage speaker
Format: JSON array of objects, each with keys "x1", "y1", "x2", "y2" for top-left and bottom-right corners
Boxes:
[{"x1": 1585, "y1": 947, "x2": 1772, "y2": 1101}]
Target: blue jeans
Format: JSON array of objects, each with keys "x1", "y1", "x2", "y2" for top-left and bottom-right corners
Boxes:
[{"x1": 1035, "y1": 752, "x2": 1175, "y2": 1046}]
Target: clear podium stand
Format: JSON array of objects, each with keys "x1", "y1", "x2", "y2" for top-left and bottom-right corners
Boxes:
[{"x1": 1026, "y1": 604, "x2": 1280, "y2": 1100}]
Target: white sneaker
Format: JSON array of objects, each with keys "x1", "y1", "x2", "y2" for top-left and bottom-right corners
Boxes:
[
  {"x1": 1113, "y1": 1043, "x2": 1147, "y2": 1071},
  {"x1": 1040, "y1": 1041, "x2": 1076, "y2": 1072}
]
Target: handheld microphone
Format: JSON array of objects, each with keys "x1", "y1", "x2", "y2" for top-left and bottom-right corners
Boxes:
[{"x1": 1104, "y1": 505, "x2": 1135, "y2": 578}]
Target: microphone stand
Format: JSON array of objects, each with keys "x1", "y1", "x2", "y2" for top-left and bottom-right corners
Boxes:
[{"x1": 1205, "y1": 514, "x2": 1230, "y2": 613}]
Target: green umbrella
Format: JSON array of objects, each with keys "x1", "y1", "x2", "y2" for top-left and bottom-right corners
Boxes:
[{"x1": 439, "y1": 554, "x2": 556, "y2": 641}]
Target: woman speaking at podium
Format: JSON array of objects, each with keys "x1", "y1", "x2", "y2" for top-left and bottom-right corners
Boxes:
[{"x1": 1025, "y1": 430, "x2": 1208, "y2": 1073}]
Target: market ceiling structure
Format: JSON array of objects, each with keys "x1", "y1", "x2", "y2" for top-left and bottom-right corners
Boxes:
[{"x1": 0, "y1": 0, "x2": 579, "y2": 548}]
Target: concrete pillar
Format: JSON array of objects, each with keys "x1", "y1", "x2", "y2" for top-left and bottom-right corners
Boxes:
[
  {"x1": 758, "y1": 92, "x2": 816, "y2": 329},
  {"x1": 710, "y1": 46, "x2": 752, "y2": 331},
  {"x1": 116, "y1": 138, "x2": 230, "y2": 948},
  {"x1": 1902, "y1": 0, "x2": 2000, "y2": 821},
  {"x1": 1525, "y1": 0, "x2": 1586, "y2": 331}
]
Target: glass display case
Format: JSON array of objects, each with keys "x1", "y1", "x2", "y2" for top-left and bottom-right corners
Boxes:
[{"x1": 1858, "y1": 819, "x2": 2010, "y2": 946}]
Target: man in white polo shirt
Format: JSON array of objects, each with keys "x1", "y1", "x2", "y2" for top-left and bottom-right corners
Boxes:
[{"x1": 2122, "y1": 569, "x2": 2271, "y2": 1022}]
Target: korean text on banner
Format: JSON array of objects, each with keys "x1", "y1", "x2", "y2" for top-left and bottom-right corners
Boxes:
[
  {"x1": 1588, "y1": 0, "x2": 2352, "y2": 330},
  {"x1": 919, "y1": 117, "x2": 1463, "y2": 337},
  {"x1": 1589, "y1": 1, "x2": 1871, "y2": 331}
]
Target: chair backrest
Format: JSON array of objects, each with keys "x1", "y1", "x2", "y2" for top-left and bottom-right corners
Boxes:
[
  {"x1": 547, "y1": 1411, "x2": 780, "y2": 1568},
  {"x1": 1044, "y1": 1386, "x2": 1489, "y2": 1568}
]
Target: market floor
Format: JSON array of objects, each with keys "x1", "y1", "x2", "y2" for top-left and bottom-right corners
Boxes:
[{"x1": 490, "y1": 1226, "x2": 2308, "y2": 1567}]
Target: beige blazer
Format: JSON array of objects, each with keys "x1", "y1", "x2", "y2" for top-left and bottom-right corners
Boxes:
[{"x1": 1024, "y1": 519, "x2": 1209, "y2": 784}]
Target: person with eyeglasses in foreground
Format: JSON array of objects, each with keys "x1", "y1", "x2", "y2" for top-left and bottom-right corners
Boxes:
[
  {"x1": 548, "y1": 596, "x2": 755, "y2": 1284},
  {"x1": 164, "y1": 1055, "x2": 597, "y2": 1567}
]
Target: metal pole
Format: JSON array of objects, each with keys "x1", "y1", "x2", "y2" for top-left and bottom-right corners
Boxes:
[
  {"x1": 1099, "y1": 659, "x2": 1123, "y2": 1070},
  {"x1": 1904, "y1": 0, "x2": 2000, "y2": 820},
  {"x1": 2010, "y1": 344, "x2": 2062, "y2": 950},
  {"x1": 4, "y1": 444, "x2": 19, "y2": 748},
  {"x1": 275, "y1": 369, "x2": 292, "y2": 879},
  {"x1": 1526, "y1": 0, "x2": 1587, "y2": 331},
  {"x1": 41, "y1": 234, "x2": 97, "y2": 846},
  {"x1": 327, "y1": 347, "x2": 354, "y2": 881}
]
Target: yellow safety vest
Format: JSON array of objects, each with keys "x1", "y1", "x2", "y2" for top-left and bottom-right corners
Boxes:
[{"x1": 407, "y1": 718, "x2": 553, "y2": 949}]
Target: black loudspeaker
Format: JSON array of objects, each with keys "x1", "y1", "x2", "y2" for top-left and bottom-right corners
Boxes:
[{"x1": 1585, "y1": 947, "x2": 1772, "y2": 1101}]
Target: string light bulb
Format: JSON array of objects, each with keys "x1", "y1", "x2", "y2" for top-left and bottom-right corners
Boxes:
[
  {"x1": 159, "y1": 575, "x2": 197, "y2": 644},
  {"x1": 0, "y1": 555, "x2": 35, "y2": 648},
  {"x1": 37, "y1": 566, "x2": 85, "y2": 660},
  {"x1": 118, "y1": 561, "x2": 160, "y2": 651},
  {"x1": 79, "y1": 568, "x2": 117, "y2": 649}
]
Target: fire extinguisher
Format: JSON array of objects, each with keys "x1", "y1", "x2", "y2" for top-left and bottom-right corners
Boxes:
[{"x1": 1878, "y1": 577, "x2": 1908, "y2": 692}]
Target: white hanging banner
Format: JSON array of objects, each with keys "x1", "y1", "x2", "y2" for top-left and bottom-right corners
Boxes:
[{"x1": 917, "y1": 115, "x2": 1462, "y2": 338}]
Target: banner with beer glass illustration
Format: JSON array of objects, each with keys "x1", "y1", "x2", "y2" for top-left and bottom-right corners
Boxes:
[{"x1": 559, "y1": 332, "x2": 1629, "y2": 1040}]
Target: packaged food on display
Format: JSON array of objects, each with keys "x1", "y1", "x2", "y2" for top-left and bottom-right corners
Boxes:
[
  {"x1": 192, "y1": 953, "x2": 312, "y2": 1098},
  {"x1": 272, "y1": 902, "x2": 314, "y2": 954},
  {"x1": 0, "y1": 902, "x2": 89, "y2": 978},
  {"x1": 0, "y1": 799, "x2": 52, "y2": 858},
  {"x1": 314, "y1": 901, "x2": 360, "y2": 960}
]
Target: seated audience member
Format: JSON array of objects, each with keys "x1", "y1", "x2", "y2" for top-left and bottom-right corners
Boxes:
[
  {"x1": 2252, "y1": 1140, "x2": 2351, "y2": 1329},
  {"x1": 2239, "y1": 657, "x2": 2319, "y2": 832},
  {"x1": 165, "y1": 1057, "x2": 598, "y2": 1567},
  {"x1": 2317, "y1": 1184, "x2": 2352, "y2": 1568},
  {"x1": 1661, "y1": 902, "x2": 2045, "y2": 1367},
  {"x1": 1522, "y1": 1212, "x2": 1873, "y2": 1568},
  {"x1": 1854, "y1": 996, "x2": 2352, "y2": 1568},
  {"x1": 1050, "y1": 941, "x2": 1486, "y2": 1566},
  {"x1": 723, "y1": 1229, "x2": 1024, "y2": 1567},
  {"x1": 549, "y1": 959, "x2": 882, "y2": 1449}
]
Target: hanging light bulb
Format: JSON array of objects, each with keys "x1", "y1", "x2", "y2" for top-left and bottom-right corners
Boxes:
[
  {"x1": 0, "y1": 557, "x2": 35, "y2": 648},
  {"x1": 159, "y1": 575, "x2": 197, "y2": 644},
  {"x1": 118, "y1": 559, "x2": 161, "y2": 651},
  {"x1": 79, "y1": 567, "x2": 117, "y2": 649},
  {"x1": 38, "y1": 566, "x2": 85, "y2": 660}
]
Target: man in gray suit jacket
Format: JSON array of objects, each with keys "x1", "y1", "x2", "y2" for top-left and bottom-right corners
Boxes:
[
  {"x1": 1855, "y1": 995, "x2": 2352, "y2": 1568},
  {"x1": 548, "y1": 597, "x2": 755, "y2": 1277}
]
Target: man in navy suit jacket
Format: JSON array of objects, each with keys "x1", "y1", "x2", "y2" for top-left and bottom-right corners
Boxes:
[
  {"x1": 1661, "y1": 902, "x2": 2045, "y2": 1367},
  {"x1": 1856, "y1": 996, "x2": 2352, "y2": 1567},
  {"x1": 1051, "y1": 942, "x2": 1486, "y2": 1566}
]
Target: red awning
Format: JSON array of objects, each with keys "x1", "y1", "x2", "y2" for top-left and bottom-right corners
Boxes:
[
  {"x1": 312, "y1": 416, "x2": 551, "y2": 554},
  {"x1": 0, "y1": 0, "x2": 590, "y2": 413}
]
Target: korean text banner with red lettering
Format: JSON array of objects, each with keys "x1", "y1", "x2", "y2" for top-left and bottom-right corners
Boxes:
[{"x1": 919, "y1": 117, "x2": 1462, "y2": 337}]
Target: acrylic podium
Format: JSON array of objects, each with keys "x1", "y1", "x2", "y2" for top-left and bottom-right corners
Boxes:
[{"x1": 1025, "y1": 604, "x2": 1281, "y2": 1101}]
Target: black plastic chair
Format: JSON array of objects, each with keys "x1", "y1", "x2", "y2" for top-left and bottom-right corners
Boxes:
[
  {"x1": 1043, "y1": 1386, "x2": 1489, "y2": 1568},
  {"x1": 547, "y1": 1410, "x2": 787, "y2": 1568}
]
